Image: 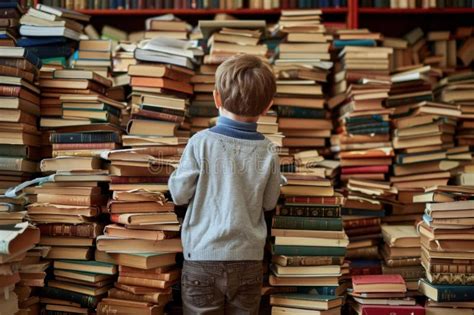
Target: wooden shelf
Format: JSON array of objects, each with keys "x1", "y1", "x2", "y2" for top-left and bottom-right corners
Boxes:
[
  {"x1": 359, "y1": 7, "x2": 474, "y2": 13},
  {"x1": 77, "y1": 8, "x2": 348, "y2": 15}
]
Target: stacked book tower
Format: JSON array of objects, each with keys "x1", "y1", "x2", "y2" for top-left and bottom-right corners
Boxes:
[
  {"x1": 418, "y1": 194, "x2": 474, "y2": 315},
  {"x1": 0, "y1": 1, "x2": 24, "y2": 47},
  {"x1": 349, "y1": 274, "x2": 424, "y2": 314},
  {"x1": 0, "y1": 222, "x2": 40, "y2": 314},
  {"x1": 0, "y1": 45, "x2": 41, "y2": 206},
  {"x1": 18, "y1": 4, "x2": 90, "y2": 62},
  {"x1": 94, "y1": 34, "x2": 198, "y2": 314},
  {"x1": 269, "y1": 150, "x2": 349, "y2": 315},
  {"x1": 71, "y1": 39, "x2": 113, "y2": 79},
  {"x1": 26, "y1": 152, "x2": 116, "y2": 314},
  {"x1": 330, "y1": 30, "x2": 393, "y2": 277},
  {"x1": 380, "y1": 225, "x2": 424, "y2": 295},
  {"x1": 273, "y1": 10, "x2": 333, "y2": 151}
]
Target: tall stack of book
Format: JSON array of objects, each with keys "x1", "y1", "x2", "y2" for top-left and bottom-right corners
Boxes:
[
  {"x1": 26, "y1": 154, "x2": 114, "y2": 314},
  {"x1": 380, "y1": 225, "x2": 424, "y2": 295},
  {"x1": 189, "y1": 63, "x2": 218, "y2": 134},
  {"x1": 269, "y1": 150, "x2": 349, "y2": 314},
  {"x1": 331, "y1": 29, "x2": 393, "y2": 183},
  {"x1": 343, "y1": 179, "x2": 394, "y2": 264},
  {"x1": 0, "y1": 1, "x2": 24, "y2": 47},
  {"x1": 273, "y1": 10, "x2": 333, "y2": 151},
  {"x1": 71, "y1": 39, "x2": 113, "y2": 79},
  {"x1": 0, "y1": 222, "x2": 40, "y2": 314},
  {"x1": 418, "y1": 197, "x2": 474, "y2": 315},
  {"x1": 0, "y1": 46, "x2": 42, "y2": 191},
  {"x1": 391, "y1": 101, "x2": 459, "y2": 190},
  {"x1": 18, "y1": 4, "x2": 90, "y2": 63},
  {"x1": 348, "y1": 274, "x2": 424, "y2": 314}
]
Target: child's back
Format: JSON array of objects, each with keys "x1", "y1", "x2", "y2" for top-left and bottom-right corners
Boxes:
[{"x1": 168, "y1": 54, "x2": 281, "y2": 315}]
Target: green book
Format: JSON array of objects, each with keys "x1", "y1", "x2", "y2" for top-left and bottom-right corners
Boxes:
[
  {"x1": 272, "y1": 216, "x2": 343, "y2": 231},
  {"x1": 54, "y1": 260, "x2": 117, "y2": 275},
  {"x1": 272, "y1": 245, "x2": 346, "y2": 257}
]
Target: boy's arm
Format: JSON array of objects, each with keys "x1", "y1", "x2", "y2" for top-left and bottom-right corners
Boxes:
[
  {"x1": 168, "y1": 143, "x2": 200, "y2": 205},
  {"x1": 262, "y1": 153, "x2": 282, "y2": 211}
]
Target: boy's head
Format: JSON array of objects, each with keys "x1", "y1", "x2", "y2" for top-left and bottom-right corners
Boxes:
[{"x1": 214, "y1": 54, "x2": 276, "y2": 119}]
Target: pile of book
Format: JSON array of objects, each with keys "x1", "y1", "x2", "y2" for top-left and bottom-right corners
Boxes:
[
  {"x1": 348, "y1": 274, "x2": 424, "y2": 314},
  {"x1": 0, "y1": 222, "x2": 40, "y2": 314},
  {"x1": 25, "y1": 154, "x2": 113, "y2": 314},
  {"x1": 0, "y1": 46, "x2": 42, "y2": 193},
  {"x1": 381, "y1": 225, "x2": 424, "y2": 295},
  {"x1": 18, "y1": 3, "x2": 90, "y2": 62},
  {"x1": 71, "y1": 39, "x2": 113, "y2": 79},
  {"x1": 0, "y1": 1, "x2": 24, "y2": 47},
  {"x1": 418, "y1": 196, "x2": 474, "y2": 315},
  {"x1": 270, "y1": 150, "x2": 349, "y2": 313},
  {"x1": 273, "y1": 10, "x2": 333, "y2": 150}
]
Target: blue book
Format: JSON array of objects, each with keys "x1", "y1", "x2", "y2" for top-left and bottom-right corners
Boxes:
[
  {"x1": 0, "y1": 2, "x2": 21, "y2": 9},
  {"x1": 297, "y1": 286, "x2": 339, "y2": 296},
  {"x1": 272, "y1": 245, "x2": 346, "y2": 257},
  {"x1": 420, "y1": 279, "x2": 474, "y2": 302},
  {"x1": 17, "y1": 37, "x2": 67, "y2": 47},
  {"x1": 345, "y1": 115, "x2": 385, "y2": 124},
  {"x1": 334, "y1": 40, "x2": 377, "y2": 48},
  {"x1": 26, "y1": 44, "x2": 73, "y2": 59}
]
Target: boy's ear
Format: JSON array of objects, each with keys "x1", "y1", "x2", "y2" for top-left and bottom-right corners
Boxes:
[
  {"x1": 261, "y1": 100, "x2": 274, "y2": 116},
  {"x1": 213, "y1": 90, "x2": 222, "y2": 109}
]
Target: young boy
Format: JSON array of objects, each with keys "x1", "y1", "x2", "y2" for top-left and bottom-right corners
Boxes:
[{"x1": 168, "y1": 54, "x2": 281, "y2": 315}]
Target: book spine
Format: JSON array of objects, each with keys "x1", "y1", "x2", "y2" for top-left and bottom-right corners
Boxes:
[
  {"x1": 118, "y1": 276, "x2": 166, "y2": 289},
  {"x1": 0, "y1": 157, "x2": 22, "y2": 171},
  {"x1": 345, "y1": 225, "x2": 381, "y2": 237},
  {"x1": 277, "y1": 106, "x2": 326, "y2": 119},
  {"x1": 343, "y1": 217, "x2": 381, "y2": 229},
  {"x1": 40, "y1": 286, "x2": 98, "y2": 308},
  {"x1": 284, "y1": 256, "x2": 344, "y2": 266},
  {"x1": 297, "y1": 286, "x2": 337, "y2": 295},
  {"x1": 0, "y1": 145, "x2": 28, "y2": 158},
  {"x1": 341, "y1": 208, "x2": 385, "y2": 217},
  {"x1": 50, "y1": 132, "x2": 120, "y2": 144},
  {"x1": 132, "y1": 109, "x2": 184, "y2": 124},
  {"x1": 188, "y1": 105, "x2": 219, "y2": 117},
  {"x1": 434, "y1": 285, "x2": 474, "y2": 302},
  {"x1": 430, "y1": 273, "x2": 474, "y2": 285},
  {"x1": 97, "y1": 302, "x2": 153, "y2": 315},
  {"x1": 37, "y1": 194, "x2": 95, "y2": 206},
  {"x1": 385, "y1": 257, "x2": 421, "y2": 267},
  {"x1": 110, "y1": 176, "x2": 169, "y2": 184},
  {"x1": 0, "y1": 85, "x2": 20, "y2": 97},
  {"x1": 431, "y1": 263, "x2": 474, "y2": 273},
  {"x1": 272, "y1": 216, "x2": 343, "y2": 231},
  {"x1": 284, "y1": 196, "x2": 344, "y2": 205},
  {"x1": 38, "y1": 223, "x2": 97, "y2": 238},
  {"x1": 52, "y1": 143, "x2": 116, "y2": 150},
  {"x1": 278, "y1": 205, "x2": 340, "y2": 218},
  {"x1": 346, "y1": 246, "x2": 379, "y2": 259},
  {"x1": 350, "y1": 265, "x2": 383, "y2": 276},
  {"x1": 273, "y1": 245, "x2": 346, "y2": 256},
  {"x1": 108, "y1": 288, "x2": 161, "y2": 304}
]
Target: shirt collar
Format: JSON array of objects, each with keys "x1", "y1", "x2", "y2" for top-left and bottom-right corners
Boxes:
[{"x1": 217, "y1": 115, "x2": 258, "y2": 132}]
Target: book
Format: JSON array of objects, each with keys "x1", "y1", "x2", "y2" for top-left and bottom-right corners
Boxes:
[
  {"x1": 352, "y1": 275, "x2": 407, "y2": 293},
  {"x1": 272, "y1": 216, "x2": 343, "y2": 231},
  {"x1": 419, "y1": 279, "x2": 474, "y2": 302},
  {"x1": 270, "y1": 294, "x2": 342, "y2": 311}
]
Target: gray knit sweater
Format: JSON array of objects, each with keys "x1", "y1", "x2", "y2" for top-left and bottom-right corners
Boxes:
[{"x1": 168, "y1": 116, "x2": 281, "y2": 261}]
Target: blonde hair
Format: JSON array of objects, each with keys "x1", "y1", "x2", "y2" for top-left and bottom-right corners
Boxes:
[{"x1": 215, "y1": 54, "x2": 276, "y2": 117}]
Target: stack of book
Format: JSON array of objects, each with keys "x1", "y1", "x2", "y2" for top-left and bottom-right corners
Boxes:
[
  {"x1": 189, "y1": 63, "x2": 218, "y2": 134},
  {"x1": 96, "y1": 146, "x2": 183, "y2": 313},
  {"x1": 199, "y1": 20, "x2": 267, "y2": 65},
  {"x1": 331, "y1": 29, "x2": 393, "y2": 183},
  {"x1": 0, "y1": 1, "x2": 24, "y2": 47},
  {"x1": 436, "y1": 71, "x2": 474, "y2": 148},
  {"x1": 0, "y1": 46, "x2": 42, "y2": 191},
  {"x1": 0, "y1": 222, "x2": 40, "y2": 314},
  {"x1": 18, "y1": 4, "x2": 90, "y2": 62},
  {"x1": 273, "y1": 10, "x2": 333, "y2": 150},
  {"x1": 391, "y1": 101, "x2": 459, "y2": 190},
  {"x1": 343, "y1": 179, "x2": 392, "y2": 258},
  {"x1": 418, "y1": 197, "x2": 474, "y2": 315},
  {"x1": 348, "y1": 274, "x2": 424, "y2": 314},
  {"x1": 270, "y1": 150, "x2": 349, "y2": 312},
  {"x1": 25, "y1": 155, "x2": 113, "y2": 314},
  {"x1": 145, "y1": 15, "x2": 191, "y2": 40},
  {"x1": 71, "y1": 39, "x2": 113, "y2": 79},
  {"x1": 380, "y1": 225, "x2": 424, "y2": 294}
]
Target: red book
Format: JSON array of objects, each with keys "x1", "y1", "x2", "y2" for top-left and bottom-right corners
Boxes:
[
  {"x1": 343, "y1": 217, "x2": 381, "y2": 229},
  {"x1": 352, "y1": 275, "x2": 406, "y2": 293},
  {"x1": 341, "y1": 165, "x2": 389, "y2": 174},
  {"x1": 357, "y1": 305, "x2": 425, "y2": 315},
  {"x1": 284, "y1": 196, "x2": 345, "y2": 205},
  {"x1": 110, "y1": 176, "x2": 169, "y2": 184}
]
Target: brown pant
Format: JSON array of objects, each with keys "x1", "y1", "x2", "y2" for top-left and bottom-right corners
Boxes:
[{"x1": 181, "y1": 260, "x2": 263, "y2": 315}]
